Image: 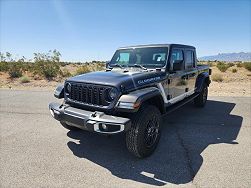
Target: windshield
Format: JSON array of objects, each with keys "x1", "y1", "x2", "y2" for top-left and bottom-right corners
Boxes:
[{"x1": 109, "y1": 47, "x2": 168, "y2": 68}]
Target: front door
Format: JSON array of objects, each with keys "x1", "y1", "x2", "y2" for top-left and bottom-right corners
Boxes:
[{"x1": 167, "y1": 48, "x2": 188, "y2": 104}]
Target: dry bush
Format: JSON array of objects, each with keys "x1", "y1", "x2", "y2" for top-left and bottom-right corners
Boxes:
[
  {"x1": 8, "y1": 62, "x2": 23, "y2": 78},
  {"x1": 20, "y1": 76, "x2": 30, "y2": 83},
  {"x1": 232, "y1": 68, "x2": 237, "y2": 73},
  {"x1": 236, "y1": 62, "x2": 243, "y2": 68},
  {"x1": 216, "y1": 62, "x2": 230, "y2": 72},
  {"x1": 228, "y1": 62, "x2": 235, "y2": 67},
  {"x1": 243, "y1": 62, "x2": 251, "y2": 71},
  {"x1": 212, "y1": 73, "x2": 223, "y2": 82},
  {"x1": 75, "y1": 65, "x2": 91, "y2": 75},
  {"x1": 33, "y1": 50, "x2": 61, "y2": 79},
  {"x1": 93, "y1": 62, "x2": 105, "y2": 71},
  {"x1": 0, "y1": 61, "x2": 9, "y2": 72},
  {"x1": 60, "y1": 68, "x2": 72, "y2": 77}
]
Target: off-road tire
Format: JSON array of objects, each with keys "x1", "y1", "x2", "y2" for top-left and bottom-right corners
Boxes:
[
  {"x1": 126, "y1": 104, "x2": 161, "y2": 158},
  {"x1": 194, "y1": 83, "x2": 208, "y2": 107},
  {"x1": 60, "y1": 122, "x2": 79, "y2": 131}
]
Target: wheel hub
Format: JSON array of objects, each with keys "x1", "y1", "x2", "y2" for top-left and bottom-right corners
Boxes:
[{"x1": 144, "y1": 118, "x2": 159, "y2": 148}]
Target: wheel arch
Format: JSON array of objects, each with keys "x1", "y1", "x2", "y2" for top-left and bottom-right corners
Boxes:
[
  {"x1": 142, "y1": 95, "x2": 165, "y2": 114},
  {"x1": 116, "y1": 87, "x2": 165, "y2": 114},
  {"x1": 195, "y1": 72, "x2": 211, "y2": 93}
]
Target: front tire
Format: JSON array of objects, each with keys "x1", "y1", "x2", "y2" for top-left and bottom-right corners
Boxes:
[
  {"x1": 126, "y1": 104, "x2": 161, "y2": 158},
  {"x1": 194, "y1": 83, "x2": 208, "y2": 107},
  {"x1": 60, "y1": 122, "x2": 79, "y2": 131}
]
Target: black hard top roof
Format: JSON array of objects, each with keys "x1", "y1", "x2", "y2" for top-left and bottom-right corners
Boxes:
[{"x1": 118, "y1": 44, "x2": 195, "y2": 50}]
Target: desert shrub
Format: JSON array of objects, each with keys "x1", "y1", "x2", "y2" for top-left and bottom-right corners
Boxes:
[
  {"x1": 243, "y1": 62, "x2": 251, "y2": 71},
  {"x1": 33, "y1": 50, "x2": 61, "y2": 79},
  {"x1": 228, "y1": 62, "x2": 235, "y2": 67},
  {"x1": 60, "y1": 68, "x2": 72, "y2": 77},
  {"x1": 212, "y1": 73, "x2": 223, "y2": 82},
  {"x1": 75, "y1": 65, "x2": 91, "y2": 75},
  {"x1": 0, "y1": 52, "x2": 11, "y2": 72},
  {"x1": 216, "y1": 62, "x2": 230, "y2": 72},
  {"x1": 21, "y1": 62, "x2": 35, "y2": 72},
  {"x1": 236, "y1": 62, "x2": 243, "y2": 68},
  {"x1": 94, "y1": 62, "x2": 105, "y2": 71},
  {"x1": 20, "y1": 76, "x2": 30, "y2": 83},
  {"x1": 59, "y1": 61, "x2": 71, "y2": 67},
  {"x1": 227, "y1": 63, "x2": 235, "y2": 67},
  {"x1": 34, "y1": 61, "x2": 60, "y2": 79},
  {"x1": 0, "y1": 61, "x2": 9, "y2": 72},
  {"x1": 207, "y1": 62, "x2": 214, "y2": 67},
  {"x1": 8, "y1": 62, "x2": 23, "y2": 78},
  {"x1": 232, "y1": 68, "x2": 237, "y2": 73}
]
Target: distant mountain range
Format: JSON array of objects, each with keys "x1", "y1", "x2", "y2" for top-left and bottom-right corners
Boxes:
[{"x1": 199, "y1": 52, "x2": 251, "y2": 62}]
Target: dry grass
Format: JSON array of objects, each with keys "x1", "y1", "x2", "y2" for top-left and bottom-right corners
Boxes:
[
  {"x1": 212, "y1": 73, "x2": 223, "y2": 82},
  {"x1": 75, "y1": 66, "x2": 91, "y2": 75}
]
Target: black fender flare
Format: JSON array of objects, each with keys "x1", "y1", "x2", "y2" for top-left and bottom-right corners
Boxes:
[
  {"x1": 116, "y1": 87, "x2": 165, "y2": 113},
  {"x1": 54, "y1": 84, "x2": 64, "y2": 99},
  {"x1": 195, "y1": 72, "x2": 211, "y2": 93}
]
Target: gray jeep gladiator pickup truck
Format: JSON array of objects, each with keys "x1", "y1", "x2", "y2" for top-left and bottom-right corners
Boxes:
[{"x1": 49, "y1": 44, "x2": 211, "y2": 158}]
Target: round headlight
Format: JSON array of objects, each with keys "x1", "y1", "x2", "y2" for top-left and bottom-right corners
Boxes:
[
  {"x1": 109, "y1": 88, "x2": 118, "y2": 100},
  {"x1": 65, "y1": 83, "x2": 71, "y2": 93}
]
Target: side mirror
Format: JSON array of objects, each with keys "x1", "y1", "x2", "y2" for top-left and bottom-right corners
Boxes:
[
  {"x1": 173, "y1": 60, "x2": 183, "y2": 71},
  {"x1": 105, "y1": 61, "x2": 109, "y2": 68}
]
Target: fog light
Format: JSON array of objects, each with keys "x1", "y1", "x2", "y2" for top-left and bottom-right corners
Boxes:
[{"x1": 49, "y1": 109, "x2": 54, "y2": 117}]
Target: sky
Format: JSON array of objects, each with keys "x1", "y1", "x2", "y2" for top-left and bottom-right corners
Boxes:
[{"x1": 0, "y1": 0, "x2": 251, "y2": 62}]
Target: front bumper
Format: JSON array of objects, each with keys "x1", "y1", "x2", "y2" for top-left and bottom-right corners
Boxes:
[{"x1": 49, "y1": 102, "x2": 131, "y2": 134}]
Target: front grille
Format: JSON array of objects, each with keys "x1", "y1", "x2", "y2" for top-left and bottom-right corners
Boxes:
[{"x1": 66, "y1": 82, "x2": 112, "y2": 107}]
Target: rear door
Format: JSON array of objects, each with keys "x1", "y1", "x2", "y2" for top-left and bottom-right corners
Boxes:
[{"x1": 184, "y1": 49, "x2": 197, "y2": 95}]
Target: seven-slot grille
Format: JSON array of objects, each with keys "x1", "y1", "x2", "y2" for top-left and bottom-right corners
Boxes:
[{"x1": 66, "y1": 83, "x2": 111, "y2": 106}]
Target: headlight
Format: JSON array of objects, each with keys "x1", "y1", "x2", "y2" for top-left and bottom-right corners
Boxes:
[
  {"x1": 109, "y1": 88, "x2": 118, "y2": 100},
  {"x1": 65, "y1": 83, "x2": 71, "y2": 93}
]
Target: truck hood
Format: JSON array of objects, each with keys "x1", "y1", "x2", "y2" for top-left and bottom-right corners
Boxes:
[{"x1": 67, "y1": 69, "x2": 167, "y2": 91}]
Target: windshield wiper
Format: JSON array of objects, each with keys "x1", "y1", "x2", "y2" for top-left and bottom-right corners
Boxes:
[
  {"x1": 132, "y1": 64, "x2": 147, "y2": 70},
  {"x1": 112, "y1": 63, "x2": 124, "y2": 69}
]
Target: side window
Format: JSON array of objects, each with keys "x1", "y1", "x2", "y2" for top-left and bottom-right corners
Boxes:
[
  {"x1": 171, "y1": 49, "x2": 184, "y2": 71},
  {"x1": 171, "y1": 49, "x2": 184, "y2": 63},
  {"x1": 185, "y1": 50, "x2": 194, "y2": 69}
]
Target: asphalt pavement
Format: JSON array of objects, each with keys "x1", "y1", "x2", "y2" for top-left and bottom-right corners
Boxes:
[{"x1": 0, "y1": 89, "x2": 250, "y2": 188}]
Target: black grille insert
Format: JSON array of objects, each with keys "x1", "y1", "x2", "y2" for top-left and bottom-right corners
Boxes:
[{"x1": 66, "y1": 83, "x2": 112, "y2": 107}]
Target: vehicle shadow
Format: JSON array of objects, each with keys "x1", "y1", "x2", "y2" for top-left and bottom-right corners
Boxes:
[{"x1": 66, "y1": 100, "x2": 242, "y2": 186}]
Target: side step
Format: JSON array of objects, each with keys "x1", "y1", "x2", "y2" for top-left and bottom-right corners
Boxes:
[{"x1": 164, "y1": 93, "x2": 199, "y2": 114}]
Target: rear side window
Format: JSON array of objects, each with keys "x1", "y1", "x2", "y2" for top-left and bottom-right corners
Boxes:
[
  {"x1": 171, "y1": 49, "x2": 183, "y2": 63},
  {"x1": 185, "y1": 50, "x2": 194, "y2": 69}
]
